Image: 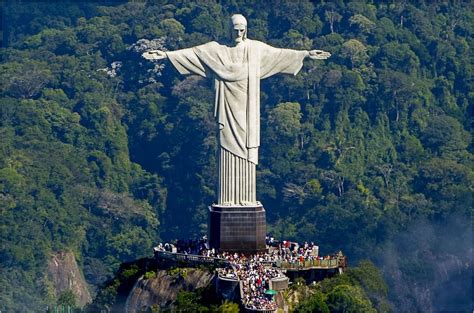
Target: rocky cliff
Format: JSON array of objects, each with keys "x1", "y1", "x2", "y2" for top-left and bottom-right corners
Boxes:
[
  {"x1": 125, "y1": 268, "x2": 214, "y2": 312},
  {"x1": 47, "y1": 251, "x2": 92, "y2": 307}
]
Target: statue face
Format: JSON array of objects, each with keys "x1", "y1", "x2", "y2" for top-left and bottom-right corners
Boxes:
[{"x1": 232, "y1": 24, "x2": 246, "y2": 43}]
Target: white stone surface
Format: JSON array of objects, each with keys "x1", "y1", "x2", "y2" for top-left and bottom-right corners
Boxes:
[{"x1": 143, "y1": 15, "x2": 330, "y2": 206}]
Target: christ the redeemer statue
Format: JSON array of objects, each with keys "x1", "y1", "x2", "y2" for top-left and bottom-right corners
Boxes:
[{"x1": 143, "y1": 14, "x2": 330, "y2": 251}]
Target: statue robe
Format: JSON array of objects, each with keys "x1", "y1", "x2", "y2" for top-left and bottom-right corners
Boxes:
[{"x1": 166, "y1": 39, "x2": 307, "y2": 205}]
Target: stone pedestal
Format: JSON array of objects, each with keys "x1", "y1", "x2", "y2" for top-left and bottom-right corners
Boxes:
[{"x1": 208, "y1": 203, "x2": 266, "y2": 253}]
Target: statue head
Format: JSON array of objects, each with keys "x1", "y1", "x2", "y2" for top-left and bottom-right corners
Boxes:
[{"x1": 231, "y1": 14, "x2": 247, "y2": 43}]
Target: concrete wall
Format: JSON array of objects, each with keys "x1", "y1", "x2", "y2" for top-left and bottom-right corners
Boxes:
[
  {"x1": 270, "y1": 277, "x2": 289, "y2": 291},
  {"x1": 216, "y1": 275, "x2": 240, "y2": 302}
]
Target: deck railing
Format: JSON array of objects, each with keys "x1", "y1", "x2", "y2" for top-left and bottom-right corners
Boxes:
[
  {"x1": 155, "y1": 250, "x2": 345, "y2": 270},
  {"x1": 280, "y1": 258, "x2": 340, "y2": 270},
  {"x1": 154, "y1": 250, "x2": 229, "y2": 267}
]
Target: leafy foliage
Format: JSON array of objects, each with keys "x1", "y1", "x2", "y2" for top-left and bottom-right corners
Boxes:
[
  {"x1": 295, "y1": 260, "x2": 388, "y2": 313},
  {"x1": 57, "y1": 289, "x2": 77, "y2": 308}
]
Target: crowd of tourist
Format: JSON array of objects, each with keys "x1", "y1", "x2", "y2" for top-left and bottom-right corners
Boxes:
[
  {"x1": 234, "y1": 254, "x2": 281, "y2": 311},
  {"x1": 153, "y1": 236, "x2": 342, "y2": 311},
  {"x1": 206, "y1": 240, "x2": 335, "y2": 264},
  {"x1": 214, "y1": 251, "x2": 281, "y2": 310},
  {"x1": 154, "y1": 236, "x2": 209, "y2": 255},
  {"x1": 266, "y1": 239, "x2": 339, "y2": 266}
]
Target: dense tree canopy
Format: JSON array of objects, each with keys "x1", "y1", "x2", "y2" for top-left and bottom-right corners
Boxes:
[{"x1": 1, "y1": 1, "x2": 472, "y2": 311}]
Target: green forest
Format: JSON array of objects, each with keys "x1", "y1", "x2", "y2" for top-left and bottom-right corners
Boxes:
[{"x1": 0, "y1": 0, "x2": 472, "y2": 311}]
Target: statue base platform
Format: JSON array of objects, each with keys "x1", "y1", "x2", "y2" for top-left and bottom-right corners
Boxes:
[{"x1": 208, "y1": 203, "x2": 266, "y2": 253}]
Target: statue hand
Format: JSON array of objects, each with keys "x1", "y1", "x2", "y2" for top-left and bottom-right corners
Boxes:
[
  {"x1": 308, "y1": 50, "x2": 331, "y2": 60},
  {"x1": 142, "y1": 50, "x2": 167, "y2": 60}
]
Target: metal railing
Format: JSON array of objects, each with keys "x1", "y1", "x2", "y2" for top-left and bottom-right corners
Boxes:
[
  {"x1": 156, "y1": 250, "x2": 346, "y2": 271},
  {"x1": 154, "y1": 250, "x2": 229, "y2": 267},
  {"x1": 280, "y1": 258, "x2": 340, "y2": 270}
]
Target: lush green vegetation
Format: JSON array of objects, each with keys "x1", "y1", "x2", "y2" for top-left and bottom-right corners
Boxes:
[
  {"x1": 1, "y1": 1, "x2": 472, "y2": 311},
  {"x1": 293, "y1": 261, "x2": 389, "y2": 313},
  {"x1": 173, "y1": 290, "x2": 240, "y2": 313}
]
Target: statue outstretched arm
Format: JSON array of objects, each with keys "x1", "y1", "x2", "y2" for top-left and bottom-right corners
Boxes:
[
  {"x1": 142, "y1": 50, "x2": 167, "y2": 60},
  {"x1": 143, "y1": 47, "x2": 208, "y2": 77},
  {"x1": 307, "y1": 49, "x2": 331, "y2": 60}
]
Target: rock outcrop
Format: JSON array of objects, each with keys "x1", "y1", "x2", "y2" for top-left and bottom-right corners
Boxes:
[
  {"x1": 125, "y1": 268, "x2": 214, "y2": 312},
  {"x1": 47, "y1": 251, "x2": 92, "y2": 307}
]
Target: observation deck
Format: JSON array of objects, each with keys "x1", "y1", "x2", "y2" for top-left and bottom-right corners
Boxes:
[{"x1": 153, "y1": 246, "x2": 346, "y2": 312}]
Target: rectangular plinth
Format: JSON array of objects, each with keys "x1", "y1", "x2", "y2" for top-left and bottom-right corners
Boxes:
[{"x1": 209, "y1": 204, "x2": 266, "y2": 253}]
